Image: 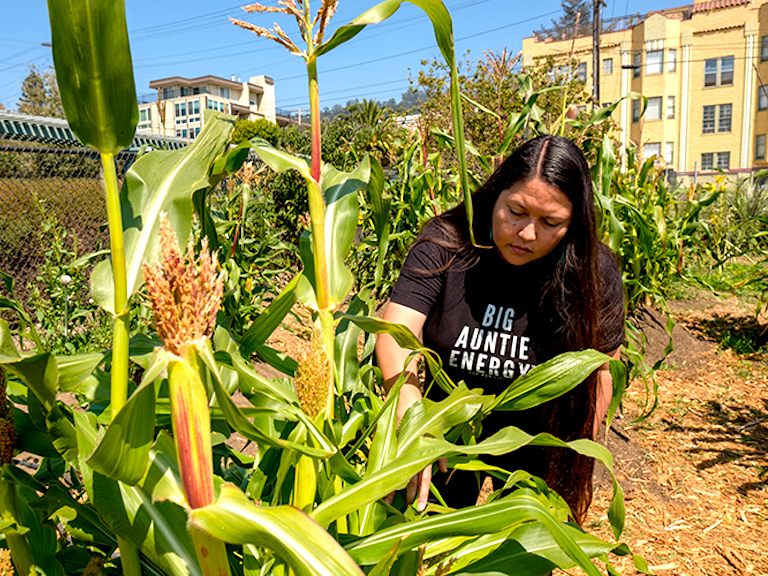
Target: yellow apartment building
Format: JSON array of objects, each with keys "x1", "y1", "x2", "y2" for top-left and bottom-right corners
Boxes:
[
  {"x1": 522, "y1": 0, "x2": 768, "y2": 181},
  {"x1": 137, "y1": 74, "x2": 293, "y2": 140}
]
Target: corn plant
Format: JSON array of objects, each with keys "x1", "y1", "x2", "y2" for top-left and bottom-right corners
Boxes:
[{"x1": 0, "y1": 1, "x2": 650, "y2": 575}]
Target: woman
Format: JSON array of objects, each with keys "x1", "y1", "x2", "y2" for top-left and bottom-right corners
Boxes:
[{"x1": 375, "y1": 135, "x2": 625, "y2": 523}]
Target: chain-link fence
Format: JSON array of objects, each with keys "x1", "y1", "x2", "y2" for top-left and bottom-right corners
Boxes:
[{"x1": 0, "y1": 142, "x2": 137, "y2": 305}]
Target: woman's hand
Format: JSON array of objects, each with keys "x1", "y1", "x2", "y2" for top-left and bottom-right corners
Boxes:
[{"x1": 405, "y1": 456, "x2": 448, "y2": 511}]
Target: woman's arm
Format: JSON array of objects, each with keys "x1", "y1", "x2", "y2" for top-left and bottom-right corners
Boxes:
[
  {"x1": 594, "y1": 347, "x2": 621, "y2": 438},
  {"x1": 375, "y1": 302, "x2": 427, "y2": 421},
  {"x1": 375, "y1": 302, "x2": 446, "y2": 510}
]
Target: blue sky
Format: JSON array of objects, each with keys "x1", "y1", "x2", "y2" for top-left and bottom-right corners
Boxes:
[{"x1": 2, "y1": 0, "x2": 679, "y2": 113}]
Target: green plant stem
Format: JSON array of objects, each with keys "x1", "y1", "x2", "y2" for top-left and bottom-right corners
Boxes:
[
  {"x1": 101, "y1": 152, "x2": 129, "y2": 421},
  {"x1": 449, "y1": 59, "x2": 473, "y2": 246},
  {"x1": 307, "y1": 179, "x2": 330, "y2": 312},
  {"x1": 117, "y1": 535, "x2": 142, "y2": 576}
]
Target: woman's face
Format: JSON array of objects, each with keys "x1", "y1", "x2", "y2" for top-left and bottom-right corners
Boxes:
[{"x1": 491, "y1": 177, "x2": 573, "y2": 266}]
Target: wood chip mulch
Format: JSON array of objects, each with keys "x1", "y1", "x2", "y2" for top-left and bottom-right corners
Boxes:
[{"x1": 585, "y1": 348, "x2": 768, "y2": 576}]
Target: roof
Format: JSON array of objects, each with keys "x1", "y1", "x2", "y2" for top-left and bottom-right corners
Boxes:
[
  {"x1": 692, "y1": 0, "x2": 752, "y2": 13},
  {"x1": 150, "y1": 75, "x2": 243, "y2": 89}
]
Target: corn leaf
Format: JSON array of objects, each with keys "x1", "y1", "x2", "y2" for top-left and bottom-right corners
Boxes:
[
  {"x1": 0, "y1": 352, "x2": 59, "y2": 413},
  {"x1": 91, "y1": 111, "x2": 234, "y2": 313},
  {"x1": 73, "y1": 411, "x2": 202, "y2": 576},
  {"x1": 239, "y1": 273, "x2": 300, "y2": 357},
  {"x1": 250, "y1": 137, "x2": 312, "y2": 181},
  {"x1": 86, "y1": 360, "x2": 161, "y2": 484},
  {"x1": 336, "y1": 314, "x2": 456, "y2": 394},
  {"x1": 191, "y1": 484, "x2": 364, "y2": 576},
  {"x1": 335, "y1": 292, "x2": 371, "y2": 395},
  {"x1": 396, "y1": 383, "x2": 491, "y2": 455},
  {"x1": 46, "y1": 0, "x2": 137, "y2": 154},
  {"x1": 298, "y1": 159, "x2": 369, "y2": 308},
  {"x1": 209, "y1": 361, "x2": 335, "y2": 459},
  {"x1": 358, "y1": 379, "x2": 403, "y2": 536},
  {"x1": 489, "y1": 350, "x2": 610, "y2": 412},
  {"x1": 453, "y1": 522, "x2": 613, "y2": 575},
  {"x1": 56, "y1": 352, "x2": 105, "y2": 392},
  {"x1": 312, "y1": 432, "x2": 623, "y2": 539},
  {"x1": 365, "y1": 157, "x2": 391, "y2": 290},
  {"x1": 345, "y1": 493, "x2": 608, "y2": 576}
]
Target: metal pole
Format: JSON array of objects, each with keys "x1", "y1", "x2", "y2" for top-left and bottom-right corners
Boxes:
[{"x1": 592, "y1": 0, "x2": 602, "y2": 108}]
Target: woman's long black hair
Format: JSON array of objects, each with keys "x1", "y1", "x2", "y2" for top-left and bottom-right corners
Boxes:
[{"x1": 421, "y1": 135, "x2": 612, "y2": 523}]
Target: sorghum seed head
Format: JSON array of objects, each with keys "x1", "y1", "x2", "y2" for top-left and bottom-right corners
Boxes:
[{"x1": 143, "y1": 214, "x2": 224, "y2": 357}]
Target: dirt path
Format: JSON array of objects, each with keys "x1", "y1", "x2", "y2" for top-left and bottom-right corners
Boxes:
[{"x1": 587, "y1": 299, "x2": 768, "y2": 576}]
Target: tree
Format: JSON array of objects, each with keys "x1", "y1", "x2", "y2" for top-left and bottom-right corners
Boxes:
[
  {"x1": 539, "y1": 0, "x2": 592, "y2": 40},
  {"x1": 231, "y1": 118, "x2": 280, "y2": 145},
  {"x1": 17, "y1": 65, "x2": 64, "y2": 118},
  {"x1": 414, "y1": 48, "x2": 603, "y2": 175}
]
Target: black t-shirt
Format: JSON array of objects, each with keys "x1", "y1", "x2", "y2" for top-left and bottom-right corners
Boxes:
[{"x1": 390, "y1": 223, "x2": 626, "y2": 435}]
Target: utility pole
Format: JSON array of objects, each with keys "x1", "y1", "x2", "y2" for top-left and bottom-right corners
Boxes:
[{"x1": 592, "y1": 0, "x2": 602, "y2": 108}]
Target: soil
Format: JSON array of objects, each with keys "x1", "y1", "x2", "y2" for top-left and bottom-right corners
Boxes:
[{"x1": 585, "y1": 297, "x2": 768, "y2": 576}]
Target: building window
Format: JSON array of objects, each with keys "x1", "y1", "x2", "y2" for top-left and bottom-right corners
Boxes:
[
  {"x1": 576, "y1": 62, "x2": 587, "y2": 82},
  {"x1": 718, "y1": 104, "x2": 732, "y2": 132},
  {"x1": 162, "y1": 87, "x2": 174, "y2": 100},
  {"x1": 191, "y1": 100, "x2": 200, "y2": 115},
  {"x1": 667, "y1": 49, "x2": 677, "y2": 72},
  {"x1": 756, "y1": 134, "x2": 766, "y2": 160},
  {"x1": 180, "y1": 87, "x2": 189, "y2": 97},
  {"x1": 220, "y1": 87, "x2": 231, "y2": 99},
  {"x1": 646, "y1": 50, "x2": 663, "y2": 74},
  {"x1": 632, "y1": 98, "x2": 641, "y2": 123},
  {"x1": 703, "y1": 106, "x2": 715, "y2": 133},
  {"x1": 139, "y1": 108, "x2": 151, "y2": 123},
  {"x1": 633, "y1": 53, "x2": 641, "y2": 77},
  {"x1": 603, "y1": 58, "x2": 613, "y2": 75},
  {"x1": 665, "y1": 142, "x2": 674, "y2": 165},
  {"x1": 703, "y1": 104, "x2": 731, "y2": 133},
  {"x1": 667, "y1": 96, "x2": 676, "y2": 119},
  {"x1": 647, "y1": 97, "x2": 662, "y2": 120},
  {"x1": 759, "y1": 86, "x2": 768, "y2": 111},
  {"x1": 762, "y1": 36, "x2": 768, "y2": 61},
  {"x1": 717, "y1": 151, "x2": 730, "y2": 170},
  {"x1": 644, "y1": 142, "x2": 661, "y2": 161},
  {"x1": 704, "y1": 56, "x2": 734, "y2": 87},
  {"x1": 174, "y1": 102, "x2": 187, "y2": 124},
  {"x1": 701, "y1": 153, "x2": 714, "y2": 170}
]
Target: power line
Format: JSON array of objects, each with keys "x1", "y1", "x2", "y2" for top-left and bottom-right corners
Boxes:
[
  {"x1": 0, "y1": 46, "x2": 46, "y2": 66},
  {"x1": 272, "y1": 8, "x2": 563, "y2": 84}
]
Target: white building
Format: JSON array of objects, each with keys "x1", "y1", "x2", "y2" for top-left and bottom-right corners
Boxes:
[{"x1": 138, "y1": 74, "x2": 292, "y2": 139}]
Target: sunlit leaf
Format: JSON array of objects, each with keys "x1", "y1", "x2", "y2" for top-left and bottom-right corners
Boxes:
[
  {"x1": 191, "y1": 484, "x2": 364, "y2": 576},
  {"x1": 47, "y1": 0, "x2": 137, "y2": 153},
  {"x1": 92, "y1": 111, "x2": 234, "y2": 312},
  {"x1": 73, "y1": 411, "x2": 202, "y2": 576},
  {"x1": 489, "y1": 350, "x2": 610, "y2": 412}
]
